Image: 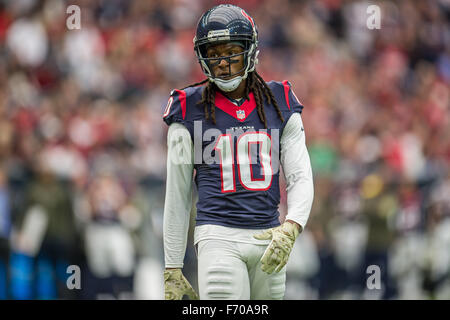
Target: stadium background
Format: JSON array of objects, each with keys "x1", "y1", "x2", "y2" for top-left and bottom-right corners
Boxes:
[{"x1": 0, "y1": 0, "x2": 449, "y2": 299}]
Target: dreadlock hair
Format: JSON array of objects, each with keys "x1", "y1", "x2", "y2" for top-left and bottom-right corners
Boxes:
[{"x1": 181, "y1": 71, "x2": 284, "y2": 128}]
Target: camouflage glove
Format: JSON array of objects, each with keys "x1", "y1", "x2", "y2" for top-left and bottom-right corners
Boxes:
[
  {"x1": 253, "y1": 222, "x2": 300, "y2": 274},
  {"x1": 164, "y1": 268, "x2": 199, "y2": 300}
]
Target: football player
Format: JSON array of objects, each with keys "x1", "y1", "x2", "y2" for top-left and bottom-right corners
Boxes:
[{"x1": 163, "y1": 4, "x2": 314, "y2": 300}]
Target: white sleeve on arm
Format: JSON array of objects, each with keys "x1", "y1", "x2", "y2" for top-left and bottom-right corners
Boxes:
[
  {"x1": 163, "y1": 122, "x2": 194, "y2": 268},
  {"x1": 280, "y1": 112, "x2": 314, "y2": 231}
]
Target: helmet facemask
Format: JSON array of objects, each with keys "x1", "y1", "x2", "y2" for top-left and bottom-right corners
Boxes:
[{"x1": 194, "y1": 32, "x2": 259, "y2": 92}]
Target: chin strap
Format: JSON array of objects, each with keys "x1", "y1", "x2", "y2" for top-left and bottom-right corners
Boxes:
[{"x1": 213, "y1": 76, "x2": 244, "y2": 92}]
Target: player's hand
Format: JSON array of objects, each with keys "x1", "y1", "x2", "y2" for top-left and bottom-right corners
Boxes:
[
  {"x1": 253, "y1": 221, "x2": 300, "y2": 274},
  {"x1": 164, "y1": 268, "x2": 200, "y2": 300}
]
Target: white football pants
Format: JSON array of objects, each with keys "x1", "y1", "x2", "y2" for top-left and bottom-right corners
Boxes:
[{"x1": 197, "y1": 238, "x2": 286, "y2": 300}]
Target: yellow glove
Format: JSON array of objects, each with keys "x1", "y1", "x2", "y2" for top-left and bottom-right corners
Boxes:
[
  {"x1": 253, "y1": 221, "x2": 300, "y2": 274},
  {"x1": 164, "y1": 268, "x2": 199, "y2": 300}
]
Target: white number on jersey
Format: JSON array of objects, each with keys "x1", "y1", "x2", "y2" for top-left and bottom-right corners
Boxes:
[{"x1": 214, "y1": 132, "x2": 273, "y2": 193}]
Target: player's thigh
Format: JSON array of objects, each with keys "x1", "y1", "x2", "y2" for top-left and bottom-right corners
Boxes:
[
  {"x1": 197, "y1": 239, "x2": 250, "y2": 300},
  {"x1": 248, "y1": 245, "x2": 286, "y2": 300}
]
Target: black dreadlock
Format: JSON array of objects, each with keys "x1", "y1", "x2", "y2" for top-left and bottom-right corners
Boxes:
[{"x1": 181, "y1": 72, "x2": 284, "y2": 128}]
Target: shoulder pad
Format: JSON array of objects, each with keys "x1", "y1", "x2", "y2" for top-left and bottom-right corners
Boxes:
[
  {"x1": 267, "y1": 80, "x2": 304, "y2": 114},
  {"x1": 162, "y1": 89, "x2": 187, "y2": 126},
  {"x1": 162, "y1": 86, "x2": 205, "y2": 126}
]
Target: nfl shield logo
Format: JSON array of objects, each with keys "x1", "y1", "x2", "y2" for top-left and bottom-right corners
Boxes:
[{"x1": 236, "y1": 109, "x2": 245, "y2": 120}]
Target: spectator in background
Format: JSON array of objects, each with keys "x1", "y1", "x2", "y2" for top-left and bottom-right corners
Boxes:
[
  {"x1": 328, "y1": 183, "x2": 368, "y2": 299},
  {"x1": 360, "y1": 174, "x2": 397, "y2": 299},
  {"x1": 423, "y1": 177, "x2": 450, "y2": 299},
  {"x1": 10, "y1": 155, "x2": 79, "y2": 299},
  {"x1": 82, "y1": 172, "x2": 138, "y2": 299},
  {"x1": 0, "y1": 167, "x2": 11, "y2": 299}
]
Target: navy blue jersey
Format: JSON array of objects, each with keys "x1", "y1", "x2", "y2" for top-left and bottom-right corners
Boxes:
[{"x1": 163, "y1": 80, "x2": 303, "y2": 229}]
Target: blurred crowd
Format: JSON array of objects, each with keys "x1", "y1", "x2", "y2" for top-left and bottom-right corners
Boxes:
[{"x1": 0, "y1": 0, "x2": 449, "y2": 299}]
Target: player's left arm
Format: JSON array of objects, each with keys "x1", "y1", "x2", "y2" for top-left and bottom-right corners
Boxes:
[
  {"x1": 254, "y1": 112, "x2": 314, "y2": 274},
  {"x1": 281, "y1": 112, "x2": 314, "y2": 230}
]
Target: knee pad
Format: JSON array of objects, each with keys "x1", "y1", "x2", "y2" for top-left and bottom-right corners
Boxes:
[
  {"x1": 268, "y1": 271, "x2": 286, "y2": 300},
  {"x1": 203, "y1": 262, "x2": 236, "y2": 299}
]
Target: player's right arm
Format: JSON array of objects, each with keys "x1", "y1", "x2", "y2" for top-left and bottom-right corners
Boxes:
[
  {"x1": 163, "y1": 118, "x2": 198, "y2": 299},
  {"x1": 164, "y1": 122, "x2": 194, "y2": 268}
]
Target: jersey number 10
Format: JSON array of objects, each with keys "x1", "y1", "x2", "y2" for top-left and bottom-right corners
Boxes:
[{"x1": 214, "y1": 132, "x2": 273, "y2": 193}]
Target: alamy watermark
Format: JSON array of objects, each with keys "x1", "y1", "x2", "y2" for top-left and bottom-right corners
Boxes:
[
  {"x1": 66, "y1": 265, "x2": 81, "y2": 290},
  {"x1": 66, "y1": 5, "x2": 81, "y2": 30},
  {"x1": 169, "y1": 121, "x2": 280, "y2": 169},
  {"x1": 367, "y1": 5, "x2": 381, "y2": 30},
  {"x1": 366, "y1": 264, "x2": 381, "y2": 290}
]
